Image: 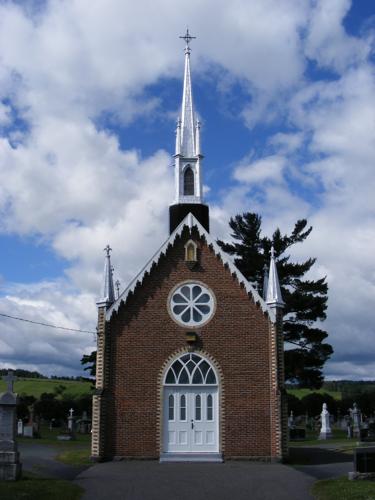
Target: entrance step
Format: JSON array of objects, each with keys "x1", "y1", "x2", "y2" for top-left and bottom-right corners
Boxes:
[{"x1": 160, "y1": 452, "x2": 223, "y2": 463}]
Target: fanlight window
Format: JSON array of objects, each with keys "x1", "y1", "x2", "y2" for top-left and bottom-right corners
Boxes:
[
  {"x1": 165, "y1": 353, "x2": 217, "y2": 385},
  {"x1": 183, "y1": 166, "x2": 194, "y2": 195}
]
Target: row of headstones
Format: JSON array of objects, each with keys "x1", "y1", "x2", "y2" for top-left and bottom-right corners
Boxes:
[
  {"x1": 17, "y1": 408, "x2": 92, "y2": 438},
  {"x1": 0, "y1": 370, "x2": 93, "y2": 481},
  {"x1": 289, "y1": 402, "x2": 375, "y2": 441}
]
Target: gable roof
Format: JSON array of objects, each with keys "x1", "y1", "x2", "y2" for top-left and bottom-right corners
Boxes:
[{"x1": 106, "y1": 213, "x2": 276, "y2": 322}]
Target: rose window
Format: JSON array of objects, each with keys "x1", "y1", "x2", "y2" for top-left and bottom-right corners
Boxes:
[{"x1": 169, "y1": 283, "x2": 215, "y2": 327}]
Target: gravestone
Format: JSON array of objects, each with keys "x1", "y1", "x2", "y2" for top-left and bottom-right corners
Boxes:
[
  {"x1": 319, "y1": 403, "x2": 332, "y2": 440},
  {"x1": 288, "y1": 411, "x2": 295, "y2": 429},
  {"x1": 0, "y1": 371, "x2": 22, "y2": 480},
  {"x1": 17, "y1": 420, "x2": 23, "y2": 436},
  {"x1": 289, "y1": 428, "x2": 306, "y2": 440},
  {"x1": 23, "y1": 404, "x2": 37, "y2": 438},
  {"x1": 68, "y1": 408, "x2": 74, "y2": 432},
  {"x1": 352, "y1": 403, "x2": 361, "y2": 438},
  {"x1": 349, "y1": 446, "x2": 375, "y2": 480},
  {"x1": 77, "y1": 411, "x2": 92, "y2": 434}
]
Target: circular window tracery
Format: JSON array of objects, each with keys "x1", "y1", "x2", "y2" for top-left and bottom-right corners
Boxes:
[{"x1": 169, "y1": 282, "x2": 215, "y2": 327}]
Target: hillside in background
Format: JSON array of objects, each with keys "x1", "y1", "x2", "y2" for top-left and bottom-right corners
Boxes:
[{"x1": 0, "y1": 377, "x2": 93, "y2": 399}]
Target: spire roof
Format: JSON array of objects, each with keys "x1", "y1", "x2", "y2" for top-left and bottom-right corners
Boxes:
[
  {"x1": 97, "y1": 244, "x2": 115, "y2": 306},
  {"x1": 266, "y1": 246, "x2": 285, "y2": 308},
  {"x1": 179, "y1": 29, "x2": 196, "y2": 157}
]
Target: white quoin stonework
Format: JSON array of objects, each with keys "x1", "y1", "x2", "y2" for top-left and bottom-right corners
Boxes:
[{"x1": 174, "y1": 31, "x2": 203, "y2": 205}]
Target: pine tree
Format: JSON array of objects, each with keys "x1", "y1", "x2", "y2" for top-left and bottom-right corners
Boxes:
[{"x1": 218, "y1": 212, "x2": 333, "y2": 388}]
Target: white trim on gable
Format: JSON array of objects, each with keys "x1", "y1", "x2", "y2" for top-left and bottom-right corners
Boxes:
[{"x1": 105, "y1": 213, "x2": 276, "y2": 322}]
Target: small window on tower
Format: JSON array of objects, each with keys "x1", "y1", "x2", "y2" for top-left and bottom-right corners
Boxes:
[{"x1": 183, "y1": 166, "x2": 194, "y2": 195}]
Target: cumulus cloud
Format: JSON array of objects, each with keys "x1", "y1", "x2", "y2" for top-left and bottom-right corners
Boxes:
[{"x1": 0, "y1": 0, "x2": 373, "y2": 381}]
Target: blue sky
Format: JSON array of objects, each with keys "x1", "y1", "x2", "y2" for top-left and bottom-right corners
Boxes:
[{"x1": 0, "y1": 0, "x2": 374, "y2": 379}]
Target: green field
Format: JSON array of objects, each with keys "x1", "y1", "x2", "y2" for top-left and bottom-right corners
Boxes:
[
  {"x1": 287, "y1": 388, "x2": 342, "y2": 400},
  {"x1": 0, "y1": 378, "x2": 93, "y2": 398}
]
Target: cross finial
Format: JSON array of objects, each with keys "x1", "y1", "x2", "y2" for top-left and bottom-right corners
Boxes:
[
  {"x1": 104, "y1": 245, "x2": 112, "y2": 257},
  {"x1": 3, "y1": 370, "x2": 17, "y2": 393},
  {"x1": 179, "y1": 28, "x2": 196, "y2": 53},
  {"x1": 270, "y1": 246, "x2": 275, "y2": 259},
  {"x1": 69, "y1": 408, "x2": 74, "y2": 417}
]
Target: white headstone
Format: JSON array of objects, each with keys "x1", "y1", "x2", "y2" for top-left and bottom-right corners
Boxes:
[
  {"x1": 17, "y1": 420, "x2": 23, "y2": 436},
  {"x1": 319, "y1": 403, "x2": 332, "y2": 440}
]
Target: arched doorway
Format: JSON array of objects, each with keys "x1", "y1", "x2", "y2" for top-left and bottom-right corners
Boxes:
[{"x1": 162, "y1": 353, "x2": 220, "y2": 459}]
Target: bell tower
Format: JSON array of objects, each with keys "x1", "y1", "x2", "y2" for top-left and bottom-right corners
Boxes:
[{"x1": 169, "y1": 30, "x2": 209, "y2": 233}]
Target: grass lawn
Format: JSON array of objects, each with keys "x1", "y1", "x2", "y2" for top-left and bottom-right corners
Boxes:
[
  {"x1": 0, "y1": 473, "x2": 83, "y2": 500},
  {"x1": 56, "y1": 448, "x2": 92, "y2": 465},
  {"x1": 19, "y1": 425, "x2": 91, "y2": 447},
  {"x1": 290, "y1": 429, "x2": 358, "y2": 447},
  {"x1": 0, "y1": 378, "x2": 93, "y2": 399},
  {"x1": 287, "y1": 387, "x2": 342, "y2": 400},
  {"x1": 19, "y1": 425, "x2": 91, "y2": 466},
  {"x1": 312, "y1": 476, "x2": 375, "y2": 500}
]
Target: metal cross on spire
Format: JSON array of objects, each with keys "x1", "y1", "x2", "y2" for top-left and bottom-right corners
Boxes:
[
  {"x1": 179, "y1": 28, "x2": 196, "y2": 53},
  {"x1": 104, "y1": 245, "x2": 112, "y2": 257}
]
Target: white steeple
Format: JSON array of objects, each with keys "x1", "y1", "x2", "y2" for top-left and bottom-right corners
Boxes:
[
  {"x1": 266, "y1": 247, "x2": 285, "y2": 309},
  {"x1": 97, "y1": 245, "x2": 115, "y2": 306},
  {"x1": 174, "y1": 29, "x2": 203, "y2": 204}
]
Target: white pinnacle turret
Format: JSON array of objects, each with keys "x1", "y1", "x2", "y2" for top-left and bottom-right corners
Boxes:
[
  {"x1": 266, "y1": 247, "x2": 285, "y2": 309},
  {"x1": 97, "y1": 245, "x2": 115, "y2": 306},
  {"x1": 173, "y1": 29, "x2": 203, "y2": 204}
]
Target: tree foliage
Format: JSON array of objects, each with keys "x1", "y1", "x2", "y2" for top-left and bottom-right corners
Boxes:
[
  {"x1": 218, "y1": 212, "x2": 333, "y2": 388},
  {"x1": 81, "y1": 350, "x2": 96, "y2": 378}
]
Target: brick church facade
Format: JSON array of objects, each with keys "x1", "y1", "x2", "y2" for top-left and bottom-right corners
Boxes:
[{"x1": 91, "y1": 32, "x2": 288, "y2": 463}]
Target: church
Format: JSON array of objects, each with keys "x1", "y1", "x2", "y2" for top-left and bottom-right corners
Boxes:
[{"x1": 91, "y1": 31, "x2": 287, "y2": 463}]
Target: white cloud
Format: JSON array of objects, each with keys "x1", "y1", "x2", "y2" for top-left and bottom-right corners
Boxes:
[
  {"x1": 0, "y1": 280, "x2": 96, "y2": 376},
  {"x1": 234, "y1": 155, "x2": 286, "y2": 185},
  {"x1": 0, "y1": 0, "x2": 373, "y2": 381},
  {"x1": 304, "y1": 0, "x2": 371, "y2": 72}
]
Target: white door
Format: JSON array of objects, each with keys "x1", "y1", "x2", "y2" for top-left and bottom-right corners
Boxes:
[{"x1": 163, "y1": 387, "x2": 218, "y2": 453}]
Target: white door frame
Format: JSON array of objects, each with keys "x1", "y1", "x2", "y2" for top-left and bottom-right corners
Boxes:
[{"x1": 160, "y1": 352, "x2": 221, "y2": 462}]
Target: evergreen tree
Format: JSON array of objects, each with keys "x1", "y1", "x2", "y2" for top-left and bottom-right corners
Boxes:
[
  {"x1": 218, "y1": 212, "x2": 333, "y2": 388},
  {"x1": 81, "y1": 350, "x2": 96, "y2": 378}
]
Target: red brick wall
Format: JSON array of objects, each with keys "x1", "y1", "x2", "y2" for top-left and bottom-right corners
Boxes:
[{"x1": 104, "y1": 228, "x2": 279, "y2": 459}]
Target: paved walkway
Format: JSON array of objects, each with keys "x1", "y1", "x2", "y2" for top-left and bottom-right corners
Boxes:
[
  {"x1": 20, "y1": 441, "x2": 354, "y2": 500},
  {"x1": 19, "y1": 442, "x2": 89, "y2": 480},
  {"x1": 75, "y1": 460, "x2": 315, "y2": 500}
]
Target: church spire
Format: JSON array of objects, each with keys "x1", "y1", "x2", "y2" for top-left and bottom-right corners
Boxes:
[
  {"x1": 266, "y1": 247, "x2": 285, "y2": 309},
  {"x1": 179, "y1": 29, "x2": 196, "y2": 157},
  {"x1": 97, "y1": 245, "x2": 115, "y2": 306},
  {"x1": 169, "y1": 30, "x2": 209, "y2": 234}
]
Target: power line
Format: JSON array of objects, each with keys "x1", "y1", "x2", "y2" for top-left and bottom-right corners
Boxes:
[{"x1": 0, "y1": 312, "x2": 96, "y2": 335}]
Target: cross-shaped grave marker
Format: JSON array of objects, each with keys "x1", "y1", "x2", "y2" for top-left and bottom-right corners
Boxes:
[{"x1": 2, "y1": 370, "x2": 17, "y2": 393}]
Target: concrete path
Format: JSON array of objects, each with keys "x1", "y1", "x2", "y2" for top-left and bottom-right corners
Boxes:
[
  {"x1": 19, "y1": 442, "x2": 89, "y2": 480},
  {"x1": 75, "y1": 461, "x2": 315, "y2": 500},
  {"x1": 288, "y1": 446, "x2": 352, "y2": 480}
]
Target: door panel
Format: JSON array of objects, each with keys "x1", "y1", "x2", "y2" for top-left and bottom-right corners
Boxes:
[{"x1": 163, "y1": 387, "x2": 218, "y2": 453}]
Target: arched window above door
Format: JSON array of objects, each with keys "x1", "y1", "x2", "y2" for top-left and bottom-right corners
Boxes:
[
  {"x1": 183, "y1": 166, "x2": 194, "y2": 195},
  {"x1": 165, "y1": 353, "x2": 217, "y2": 385}
]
